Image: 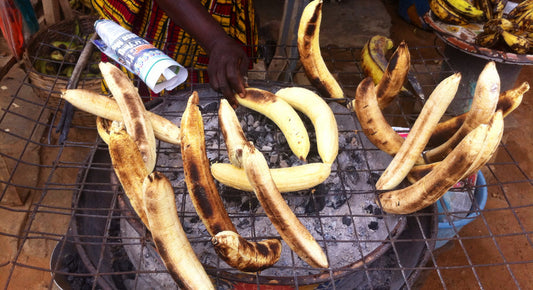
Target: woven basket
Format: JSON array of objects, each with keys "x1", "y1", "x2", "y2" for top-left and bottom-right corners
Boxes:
[{"x1": 23, "y1": 15, "x2": 102, "y2": 127}]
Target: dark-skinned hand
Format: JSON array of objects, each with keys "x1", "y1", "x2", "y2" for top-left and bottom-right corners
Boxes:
[{"x1": 207, "y1": 37, "x2": 249, "y2": 107}]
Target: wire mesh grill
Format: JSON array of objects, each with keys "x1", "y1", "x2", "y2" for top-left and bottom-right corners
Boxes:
[{"x1": 1, "y1": 29, "x2": 532, "y2": 290}]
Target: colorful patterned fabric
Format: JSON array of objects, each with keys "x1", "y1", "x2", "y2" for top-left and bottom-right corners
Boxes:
[{"x1": 90, "y1": 0, "x2": 257, "y2": 86}]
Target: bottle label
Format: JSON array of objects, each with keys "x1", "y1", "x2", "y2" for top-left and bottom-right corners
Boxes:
[{"x1": 93, "y1": 19, "x2": 188, "y2": 93}]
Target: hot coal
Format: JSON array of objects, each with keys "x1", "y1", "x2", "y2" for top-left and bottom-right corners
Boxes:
[
  {"x1": 368, "y1": 221, "x2": 379, "y2": 231},
  {"x1": 304, "y1": 184, "x2": 328, "y2": 213}
]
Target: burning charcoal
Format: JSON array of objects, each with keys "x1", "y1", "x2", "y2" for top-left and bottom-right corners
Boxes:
[
  {"x1": 237, "y1": 218, "x2": 250, "y2": 228},
  {"x1": 314, "y1": 224, "x2": 324, "y2": 236},
  {"x1": 274, "y1": 131, "x2": 288, "y2": 147},
  {"x1": 368, "y1": 221, "x2": 379, "y2": 231},
  {"x1": 245, "y1": 130, "x2": 263, "y2": 142},
  {"x1": 323, "y1": 233, "x2": 336, "y2": 242},
  {"x1": 220, "y1": 186, "x2": 246, "y2": 204},
  {"x1": 206, "y1": 150, "x2": 218, "y2": 162},
  {"x1": 369, "y1": 171, "x2": 382, "y2": 185},
  {"x1": 337, "y1": 150, "x2": 365, "y2": 171},
  {"x1": 304, "y1": 185, "x2": 327, "y2": 214},
  {"x1": 261, "y1": 145, "x2": 272, "y2": 151},
  {"x1": 199, "y1": 101, "x2": 219, "y2": 113},
  {"x1": 338, "y1": 131, "x2": 360, "y2": 150},
  {"x1": 279, "y1": 159, "x2": 289, "y2": 168},
  {"x1": 183, "y1": 224, "x2": 194, "y2": 234},
  {"x1": 269, "y1": 153, "x2": 279, "y2": 164},
  {"x1": 253, "y1": 120, "x2": 261, "y2": 130},
  {"x1": 365, "y1": 203, "x2": 384, "y2": 219},
  {"x1": 342, "y1": 215, "x2": 352, "y2": 226},
  {"x1": 189, "y1": 216, "x2": 200, "y2": 224},
  {"x1": 262, "y1": 132, "x2": 275, "y2": 145},
  {"x1": 240, "y1": 197, "x2": 260, "y2": 212},
  {"x1": 288, "y1": 154, "x2": 305, "y2": 166},
  {"x1": 373, "y1": 207, "x2": 384, "y2": 219},
  {"x1": 245, "y1": 114, "x2": 254, "y2": 126},
  {"x1": 326, "y1": 192, "x2": 348, "y2": 209},
  {"x1": 336, "y1": 151, "x2": 353, "y2": 171},
  {"x1": 343, "y1": 171, "x2": 361, "y2": 191},
  {"x1": 263, "y1": 121, "x2": 275, "y2": 132}
]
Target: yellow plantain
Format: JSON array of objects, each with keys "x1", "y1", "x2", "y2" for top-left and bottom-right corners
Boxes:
[
  {"x1": 360, "y1": 36, "x2": 413, "y2": 109},
  {"x1": 212, "y1": 230, "x2": 282, "y2": 273},
  {"x1": 108, "y1": 124, "x2": 149, "y2": 227},
  {"x1": 427, "y1": 81, "x2": 528, "y2": 147},
  {"x1": 99, "y1": 62, "x2": 157, "y2": 172},
  {"x1": 61, "y1": 89, "x2": 181, "y2": 145},
  {"x1": 462, "y1": 109, "x2": 503, "y2": 178},
  {"x1": 360, "y1": 35, "x2": 392, "y2": 88},
  {"x1": 211, "y1": 162, "x2": 331, "y2": 193},
  {"x1": 236, "y1": 88, "x2": 310, "y2": 161},
  {"x1": 444, "y1": 0, "x2": 485, "y2": 20},
  {"x1": 507, "y1": 0, "x2": 533, "y2": 20},
  {"x1": 351, "y1": 77, "x2": 424, "y2": 164},
  {"x1": 95, "y1": 116, "x2": 114, "y2": 145},
  {"x1": 483, "y1": 17, "x2": 515, "y2": 33},
  {"x1": 475, "y1": 30, "x2": 502, "y2": 48},
  {"x1": 430, "y1": 0, "x2": 469, "y2": 25},
  {"x1": 426, "y1": 115, "x2": 467, "y2": 148},
  {"x1": 375, "y1": 41, "x2": 411, "y2": 109},
  {"x1": 407, "y1": 162, "x2": 437, "y2": 184},
  {"x1": 501, "y1": 30, "x2": 530, "y2": 54},
  {"x1": 494, "y1": 81, "x2": 529, "y2": 116},
  {"x1": 424, "y1": 61, "x2": 500, "y2": 163},
  {"x1": 241, "y1": 142, "x2": 328, "y2": 268},
  {"x1": 478, "y1": 0, "x2": 494, "y2": 20},
  {"x1": 180, "y1": 92, "x2": 238, "y2": 236},
  {"x1": 361, "y1": 35, "x2": 393, "y2": 75},
  {"x1": 408, "y1": 110, "x2": 503, "y2": 183},
  {"x1": 218, "y1": 98, "x2": 247, "y2": 167},
  {"x1": 378, "y1": 123, "x2": 489, "y2": 214},
  {"x1": 297, "y1": 0, "x2": 344, "y2": 99},
  {"x1": 275, "y1": 87, "x2": 339, "y2": 165},
  {"x1": 376, "y1": 73, "x2": 462, "y2": 190},
  {"x1": 142, "y1": 172, "x2": 214, "y2": 289},
  {"x1": 212, "y1": 98, "x2": 285, "y2": 272}
]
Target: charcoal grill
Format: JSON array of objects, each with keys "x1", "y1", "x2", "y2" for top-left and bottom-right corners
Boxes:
[{"x1": 1, "y1": 26, "x2": 533, "y2": 289}]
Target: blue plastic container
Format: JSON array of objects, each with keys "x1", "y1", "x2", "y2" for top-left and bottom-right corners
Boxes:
[
  {"x1": 398, "y1": 0, "x2": 430, "y2": 29},
  {"x1": 435, "y1": 171, "x2": 488, "y2": 249}
]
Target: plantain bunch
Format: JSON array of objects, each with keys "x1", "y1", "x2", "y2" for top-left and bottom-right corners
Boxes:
[
  {"x1": 429, "y1": 0, "x2": 532, "y2": 54},
  {"x1": 430, "y1": 0, "x2": 514, "y2": 24},
  {"x1": 33, "y1": 18, "x2": 101, "y2": 77},
  {"x1": 34, "y1": 40, "x2": 101, "y2": 77},
  {"x1": 430, "y1": 0, "x2": 488, "y2": 25},
  {"x1": 475, "y1": 0, "x2": 533, "y2": 54}
]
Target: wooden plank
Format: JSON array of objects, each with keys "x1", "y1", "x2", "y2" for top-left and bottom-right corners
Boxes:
[
  {"x1": 266, "y1": 0, "x2": 305, "y2": 82},
  {"x1": 42, "y1": 0, "x2": 61, "y2": 25},
  {"x1": 59, "y1": 0, "x2": 74, "y2": 21}
]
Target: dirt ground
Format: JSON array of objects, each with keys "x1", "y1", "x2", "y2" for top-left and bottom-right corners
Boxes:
[{"x1": 0, "y1": 0, "x2": 532, "y2": 289}]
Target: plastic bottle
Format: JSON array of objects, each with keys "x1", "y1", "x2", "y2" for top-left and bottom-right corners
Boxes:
[{"x1": 93, "y1": 19, "x2": 188, "y2": 93}]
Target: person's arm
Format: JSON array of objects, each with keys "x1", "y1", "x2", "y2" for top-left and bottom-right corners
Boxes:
[{"x1": 155, "y1": 0, "x2": 249, "y2": 101}]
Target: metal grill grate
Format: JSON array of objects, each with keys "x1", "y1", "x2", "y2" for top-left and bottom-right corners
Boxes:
[{"x1": 1, "y1": 30, "x2": 532, "y2": 289}]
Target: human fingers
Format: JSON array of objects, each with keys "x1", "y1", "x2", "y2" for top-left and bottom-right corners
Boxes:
[{"x1": 226, "y1": 57, "x2": 247, "y2": 99}]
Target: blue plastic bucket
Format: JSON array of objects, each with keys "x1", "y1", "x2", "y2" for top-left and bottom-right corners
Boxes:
[
  {"x1": 398, "y1": 0, "x2": 430, "y2": 29},
  {"x1": 435, "y1": 171, "x2": 488, "y2": 249}
]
